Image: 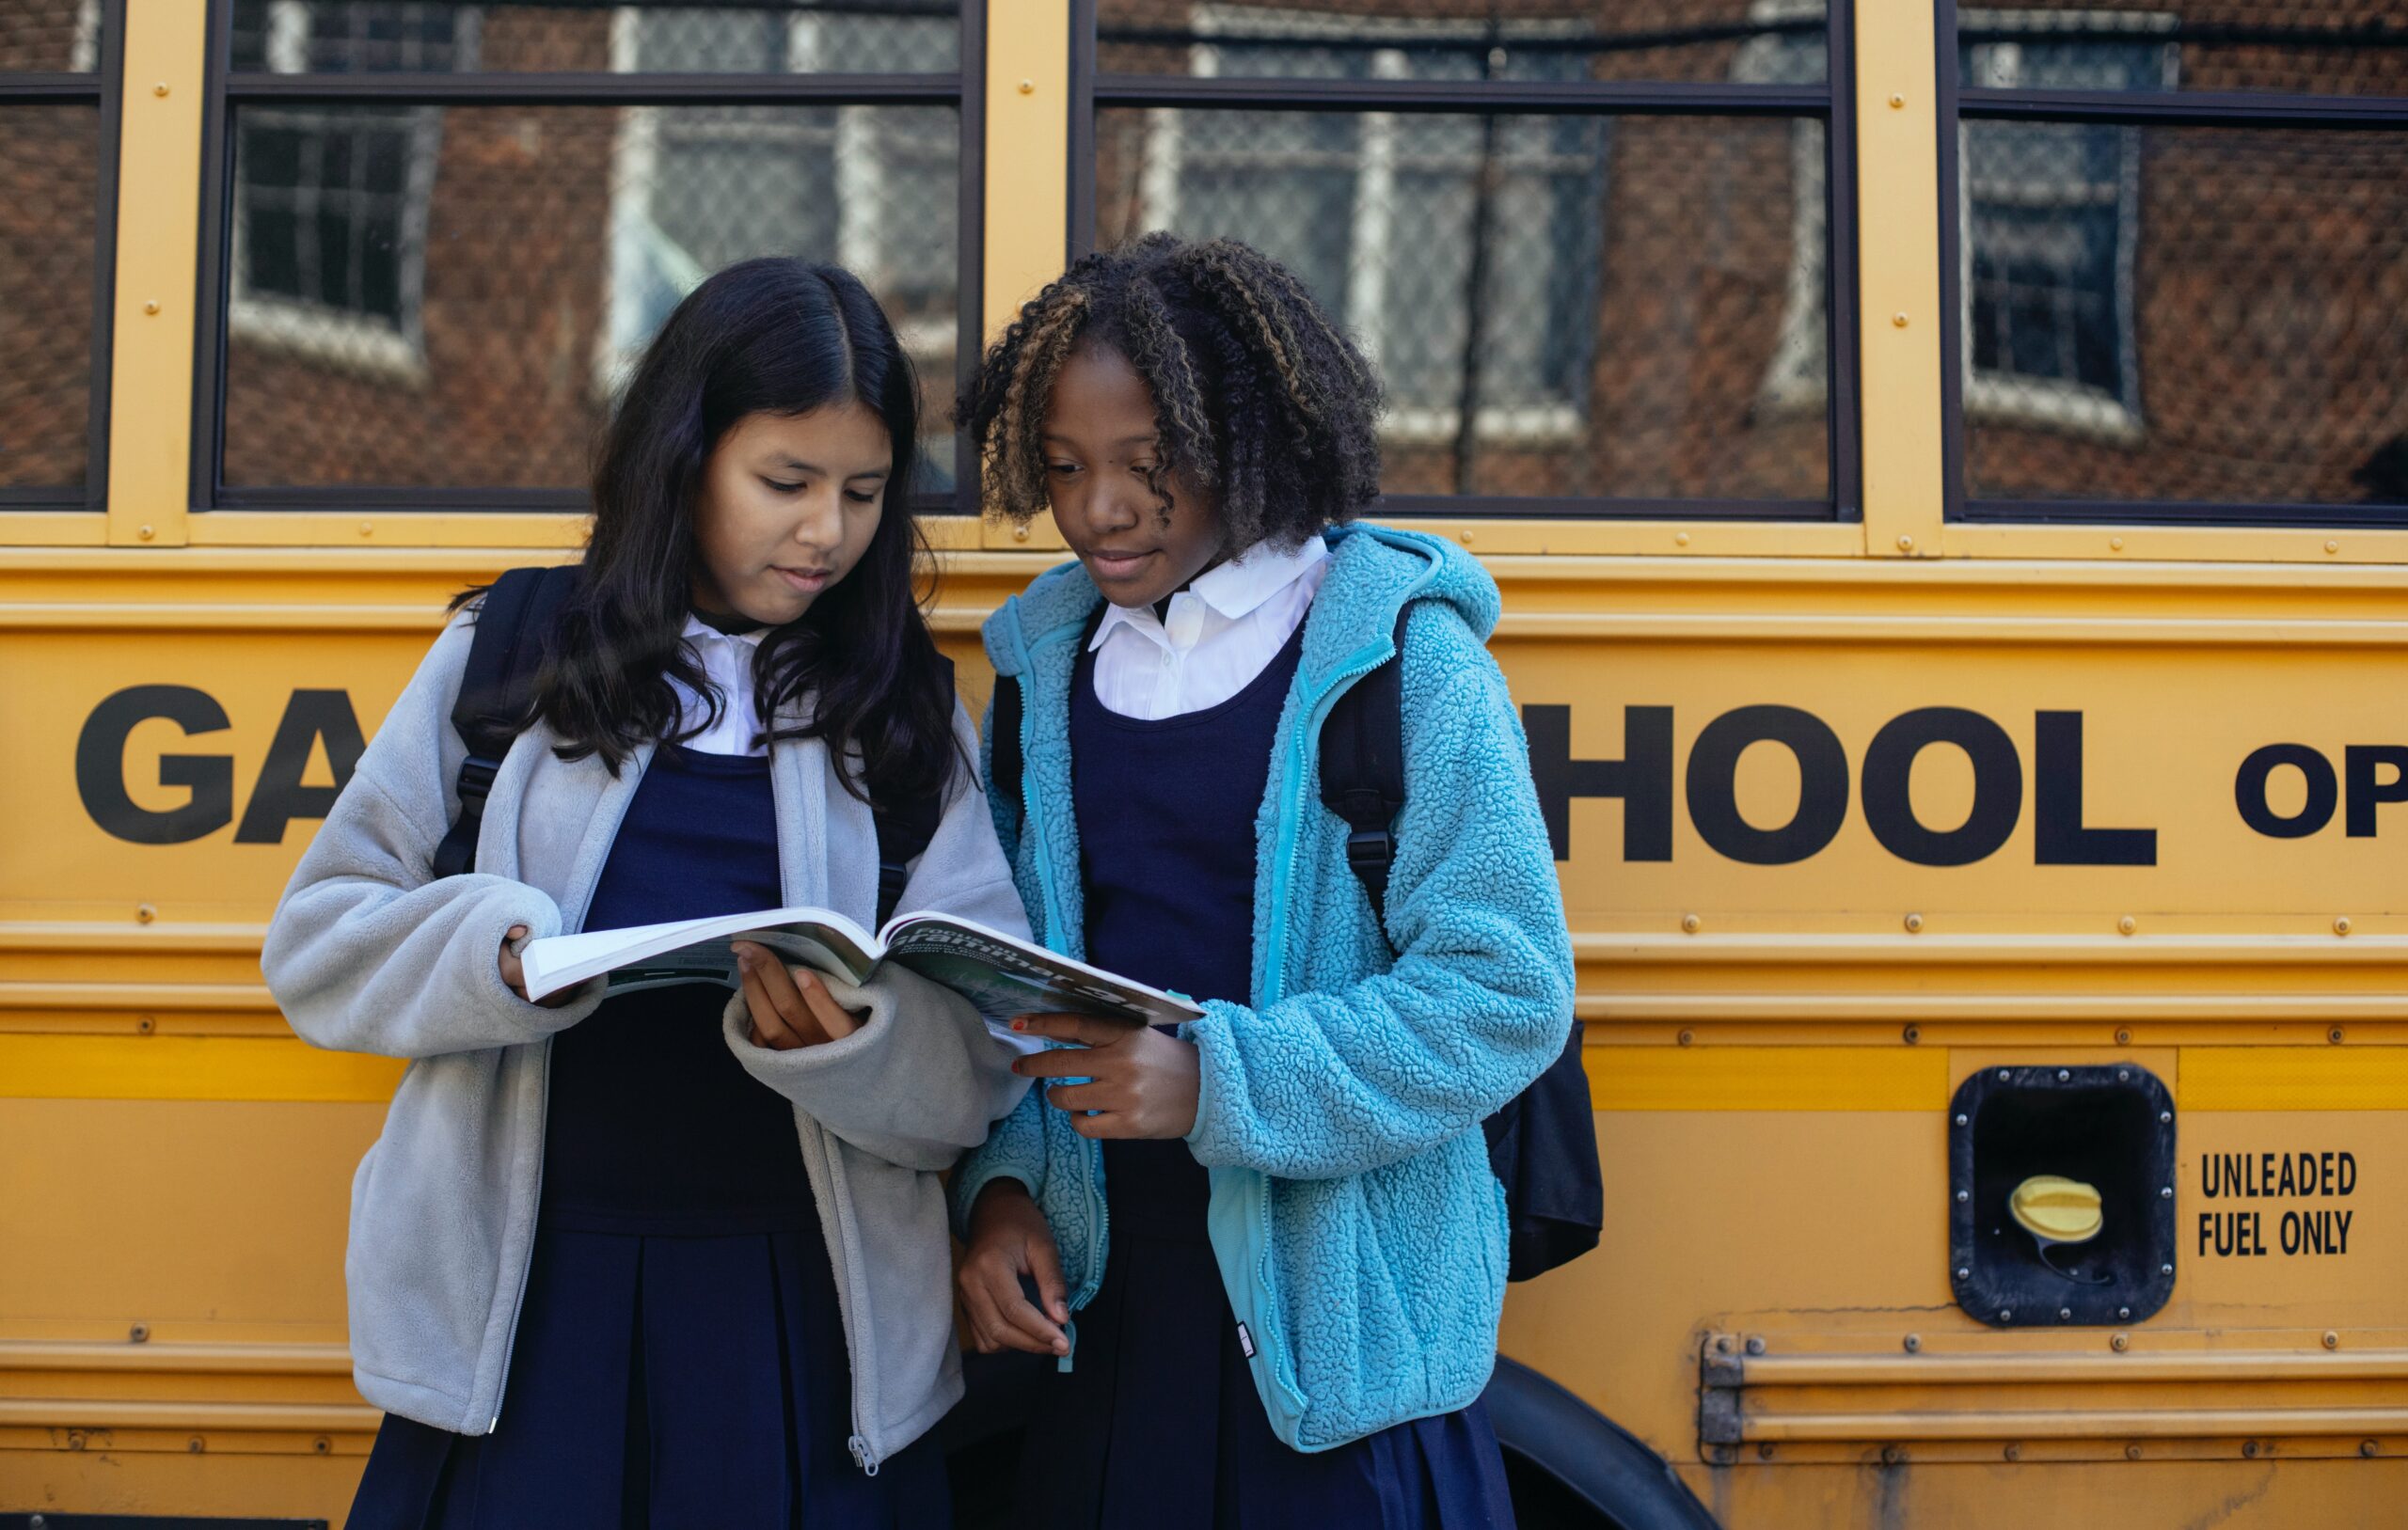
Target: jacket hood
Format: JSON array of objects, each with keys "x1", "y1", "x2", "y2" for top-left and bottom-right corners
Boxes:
[{"x1": 981, "y1": 522, "x2": 1500, "y2": 682}]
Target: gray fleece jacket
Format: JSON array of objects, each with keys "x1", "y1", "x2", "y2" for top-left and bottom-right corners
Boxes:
[{"x1": 261, "y1": 611, "x2": 1031, "y2": 1470}]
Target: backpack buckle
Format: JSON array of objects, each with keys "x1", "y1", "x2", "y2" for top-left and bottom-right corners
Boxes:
[
  {"x1": 455, "y1": 755, "x2": 502, "y2": 806},
  {"x1": 1344, "y1": 828, "x2": 1393, "y2": 879}
]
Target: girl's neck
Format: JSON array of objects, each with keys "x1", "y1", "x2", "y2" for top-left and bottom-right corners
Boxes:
[{"x1": 690, "y1": 605, "x2": 766, "y2": 638}]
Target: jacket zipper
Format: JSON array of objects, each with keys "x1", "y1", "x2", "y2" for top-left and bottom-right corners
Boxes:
[
  {"x1": 1010, "y1": 605, "x2": 1112, "y2": 1339},
  {"x1": 816, "y1": 1130, "x2": 884, "y2": 1475},
  {"x1": 1243, "y1": 583, "x2": 1432, "y2": 1421},
  {"x1": 485, "y1": 1039, "x2": 550, "y2": 1431}
]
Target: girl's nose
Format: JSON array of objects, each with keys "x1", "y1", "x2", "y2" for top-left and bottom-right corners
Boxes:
[
  {"x1": 1087, "y1": 479, "x2": 1146, "y2": 532},
  {"x1": 791, "y1": 487, "x2": 845, "y2": 548}
]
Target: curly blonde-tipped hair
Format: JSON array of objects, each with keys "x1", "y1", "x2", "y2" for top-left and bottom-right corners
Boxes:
[{"x1": 957, "y1": 233, "x2": 1384, "y2": 550}]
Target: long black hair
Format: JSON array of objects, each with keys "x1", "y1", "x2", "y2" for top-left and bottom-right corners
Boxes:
[
  {"x1": 473, "y1": 257, "x2": 959, "y2": 806},
  {"x1": 958, "y1": 233, "x2": 1384, "y2": 549}
]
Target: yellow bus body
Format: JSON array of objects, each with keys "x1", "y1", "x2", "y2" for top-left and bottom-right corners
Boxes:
[{"x1": 5, "y1": 1, "x2": 2404, "y2": 1524}]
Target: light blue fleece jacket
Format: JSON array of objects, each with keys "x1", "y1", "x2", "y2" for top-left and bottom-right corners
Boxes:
[{"x1": 951, "y1": 522, "x2": 1576, "y2": 1453}]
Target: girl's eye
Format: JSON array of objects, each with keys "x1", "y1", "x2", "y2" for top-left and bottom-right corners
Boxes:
[
  {"x1": 763, "y1": 478, "x2": 804, "y2": 494},
  {"x1": 1045, "y1": 462, "x2": 1081, "y2": 477},
  {"x1": 846, "y1": 489, "x2": 879, "y2": 505}
]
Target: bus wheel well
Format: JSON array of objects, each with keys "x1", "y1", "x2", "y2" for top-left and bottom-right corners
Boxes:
[{"x1": 1485, "y1": 1357, "x2": 1720, "y2": 1530}]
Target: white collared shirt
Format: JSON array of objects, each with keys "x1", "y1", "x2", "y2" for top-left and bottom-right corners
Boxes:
[
  {"x1": 1088, "y1": 536, "x2": 1329, "y2": 720},
  {"x1": 673, "y1": 613, "x2": 771, "y2": 755}
]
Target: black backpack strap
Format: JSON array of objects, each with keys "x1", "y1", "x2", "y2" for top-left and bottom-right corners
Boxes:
[
  {"x1": 433, "y1": 565, "x2": 577, "y2": 878},
  {"x1": 871, "y1": 656, "x2": 955, "y2": 926},
  {"x1": 1320, "y1": 607, "x2": 1413, "y2": 923},
  {"x1": 990, "y1": 673, "x2": 1024, "y2": 820}
]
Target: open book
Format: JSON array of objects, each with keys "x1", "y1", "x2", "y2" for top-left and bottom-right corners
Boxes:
[{"x1": 517, "y1": 907, "x2": 1202, "y2": 1030}]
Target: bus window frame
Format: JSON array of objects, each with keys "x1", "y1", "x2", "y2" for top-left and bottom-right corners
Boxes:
[
  {"x1": 1935, "y1": 1, "x2": 2408, "y2": 534},
  {"x1": 1066, "y1": 0, "x2": 1866, "y2": 527},
  {"x1": 182, "y1": 0, "x2": 988, "y2": 528},
  {"x1": 0, "y1": 0, "x2": 125, "y2": 518}
]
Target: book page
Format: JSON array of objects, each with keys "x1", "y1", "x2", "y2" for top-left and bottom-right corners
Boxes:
[
  {"x1": 879, "y1": 915, "x2": 1202, "y2": 1029},
  {"x1": 519, "y1": 907, "x2": 880, "y2": 1001}
]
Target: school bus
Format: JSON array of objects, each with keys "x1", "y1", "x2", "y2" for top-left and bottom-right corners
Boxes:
[{"x1": 4, "y1": 1, "x2": 2404, "y2": 1525}]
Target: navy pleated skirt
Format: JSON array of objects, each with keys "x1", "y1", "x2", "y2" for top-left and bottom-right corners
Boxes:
[
  {"x1": 347, "y1": 1222, "x2": 948, "y2": 1530},
  {"x1": 1014, "y1": 1139, "x2": 1516, "y2": 1530}
]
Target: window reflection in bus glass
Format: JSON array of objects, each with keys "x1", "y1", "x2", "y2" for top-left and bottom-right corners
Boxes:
[
  {"x1": 219, "y1": 98, "x2": 960, "y2": 492},
  {"x1": 1961, "y1": 125, "x2": 2408, "y2": 508},
  {"x1": 225, "y1": 0, "x2": 959, "y2": 75},
  {"x1": 1955, "y1": 2, "x2": 2408, "y2": 100},
  {"x1": 1097, "y1": 0, "x2": 1826, "y2": 86},
  {"x1": 0, "y1": 103, "x2": 96, "y2": 492},
  {"x1": 1098, "y1": 108, "x2": 1829, "y2": 502}
]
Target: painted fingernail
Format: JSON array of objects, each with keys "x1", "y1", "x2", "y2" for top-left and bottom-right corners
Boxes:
[{"x1": 1009, "y1": 1017, "x2": 1026, "y2": 1031}]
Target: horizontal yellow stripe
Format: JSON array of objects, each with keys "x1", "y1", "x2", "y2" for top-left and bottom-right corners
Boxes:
[
  {"x1": 2180, "y1": 1048, "x2": 2408, "y2": 1112},
  {"x1": 1587, "y1": 1047, "x2": 1946, "y2": 1112},
  {"x1": 0, "y1": 1034, "x2": 403, "y2": 1103}
]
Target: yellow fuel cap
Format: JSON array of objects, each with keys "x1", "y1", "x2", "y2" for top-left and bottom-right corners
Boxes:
[{"x1": 2010, "y1": 1175, "x2": 2104, "y2": 1244}]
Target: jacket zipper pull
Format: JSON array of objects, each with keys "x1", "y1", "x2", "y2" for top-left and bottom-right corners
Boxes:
[
  {"x1": 848, "y1": 1434, "x2": 879, "y2": 1476},
  {"x1": 1056, "y1": 1317, "x2": 1079, "y2": 1374}
]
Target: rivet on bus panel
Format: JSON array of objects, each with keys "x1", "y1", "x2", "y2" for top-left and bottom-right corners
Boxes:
[
  {"x1": 2125, "y1": 1443, "x2": 2143, "y2": 1461},
  {"x1": 2330, "y1": 1026, "x2": 2346, "y2": 1045},
  {"x1": 2326, "y1": 541, "x2": 2339, "y2": 554},
  {"x1": 2111, "y1": 1333, "x2": 2129, "y2": 1351},
  {"x1": 137, "y1": 525, "x2": 154, "y2": 541},
  {"x1": 1892, "y1": 311, "x2": 1909, "y2": 327},
  {"x1": 143, "y1": 299, "x2": 160, "y2": 314},
  {"x1": 136, "y1": 903, "x2": 155, "y2": 923},
  {"x1": 1903, "y1": 912, "x2": 1924, "y2": 933},
  {"x1": 2324, "y1": 1332, "x2": 2340, "y2": 1349},
  {"x1": 1673, "y1": 531, "x2": 1689, "y2": 547},
  {"x1": 1888, "y1": 92, "x2": 1905, "y2": 108},
  {"x1": 359, "y1": 521, "x2": 374, "y2": 538},
  {"x1": 135, "y1": 1016, "x2": 154, "y2": 1033},
  {"x1": 2335, "y1": 916, "x2": 2352, "y2": 936},
  {"x1": 1903, "y1": 1333, "x2": 1921, "y2": 1353},
  {"x1": 1757, "y1": 1443, "x2": 1775, "y2": 1461},
  {"x1": 1676, "y1": 1029, "x2": 1693, "y2": 1047},
  {"x1": 2115, "y1": 1030, "x2": 2132, "y2": 1046},
  {"x1": 2117, "y1": 916, "x2": 2136, "y2": 935},
  {"x1": 1018, "y1": 79, "x2": 1034, "y2": 94},
  {"x1": 2109, "y1": 537, "x2": 2123, "y2": 551},
  {"x1": 1680, "y1": 913, "x2": 1701, "y2": 934},
  {"x1": 2004, "y1": 1443, "x2": 2020, "y2": 1461},
  {"x1": 2363, "y1": 1441, "x2": 2381, "y2": 1458},
  {"x1": 1745, "y1": 1336, "x2": 1765, "y2": 1356},
  {"x1": 1903, "y1": 1025, "x2": 1921, "y2": 1045},
  {"x1": 187, "y1": 1436, "x2": 206, "y2": 1453},
  {"x1": 129, "y1": 1323, "x2": 149, "y2": 1343},
  {"x1": 152, "y1": 81, "x2": 168, "y2": 96},
  {"x1": 2242, "y1": 1440, "x2": 2260, "y2": 1459},
  {"x1": 1896, "y1": 535, "x2": 1913, "y2": 551},
  {"x1": 1880, "y1": 1445, "x2": 1902, "y2": 1466}
]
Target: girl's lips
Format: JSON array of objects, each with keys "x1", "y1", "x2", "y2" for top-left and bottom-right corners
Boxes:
[
  {"x1": 773, "y1": 566, "x2": 832, "y2": 594},
  {"x1": 1084, "y1": 549, "x2": 1156, "y2": 578}
]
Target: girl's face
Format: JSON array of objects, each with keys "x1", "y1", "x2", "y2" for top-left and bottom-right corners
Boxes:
[
  {"x1": 690, "y1": 402, "x2": 891, "y2": 627},
  {"x1": 1040, "y1": 343, "x2": 1228, "y2": 609}
]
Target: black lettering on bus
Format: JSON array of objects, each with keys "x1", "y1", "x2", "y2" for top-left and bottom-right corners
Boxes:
[
  {"x1": 1860, "y1": 707, "x2": 2022, "y2": 867},
  {"x1": 75, "y1": 686, "x2": 236, "y2": 844},
  {"x1": 233, "y1": 689, "x2": 368, "y2": 844},
  {"x1": 2034, "y1": 711, "x2": 2156, "y2": 866},
  {"x1": 1523, "y1": 704, "x2": 1672, "y2": 863},
  {"x1": 2235, "y1": 743, "x2": 2338, "y2": 839},
  {"x1": 2345, "y1": 745, "x2": 2408, "y2": 838},
  {"x1": 1685, "y1": 705, "x2": 1848, "y2": 866}
]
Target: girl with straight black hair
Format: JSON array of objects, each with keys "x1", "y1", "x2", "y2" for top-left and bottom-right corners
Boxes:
[{"x1": 266, "y1": 258, "x2": 1031, "y2": 1528}]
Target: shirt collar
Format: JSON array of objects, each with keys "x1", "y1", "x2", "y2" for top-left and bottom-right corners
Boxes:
[
  {"x1": 682, "y1": 612, "x2": 769, "y2": 649},
  {"x1": 1088, "y1": 535, "x2": 1327, "y2": 651}
]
